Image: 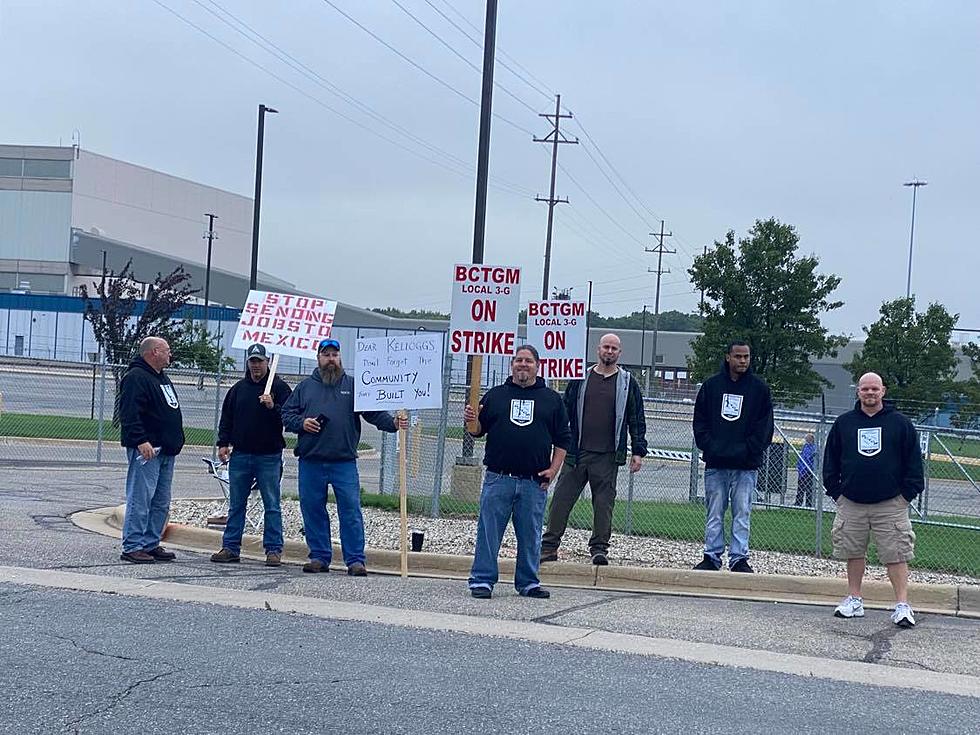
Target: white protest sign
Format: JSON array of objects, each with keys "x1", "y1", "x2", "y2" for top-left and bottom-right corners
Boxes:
[
  {"x1": 449, "y1": 263, "x2": 521, "y2": 355},
  {"x1": 526, "y1": 300, "x2": 588, "y2": 380},
  {"x1": 354, "y1": 334, "x2": 444, "y2": 412},
  {"x1": 232, "y1": 290, "x2": 337, "y2": 360}
]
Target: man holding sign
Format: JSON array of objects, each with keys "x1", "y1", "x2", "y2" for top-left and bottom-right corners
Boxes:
[
  {"x1": 281, "y1": 338, "x2": 407, "y2": 576},
  {"x1": 463, "y1": 345, "x2": 571, "y2": 600}
]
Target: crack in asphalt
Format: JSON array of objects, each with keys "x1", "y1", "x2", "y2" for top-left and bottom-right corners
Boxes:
[
  {"x1": 48, "y1": 633, "x2": 142, "y2": 662},
  {"x1": 65, "y1": 668, "x2": 178, "y2": 733}
]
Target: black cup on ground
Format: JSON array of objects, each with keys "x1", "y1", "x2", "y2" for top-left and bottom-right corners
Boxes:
[{"x1": 411, "y1": 530, "x2": 425, "y2": 552}]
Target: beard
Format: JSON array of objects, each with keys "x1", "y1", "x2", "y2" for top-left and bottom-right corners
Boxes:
[{"x1": 319, "y1": 364, "x2": 344, "y2": 384}]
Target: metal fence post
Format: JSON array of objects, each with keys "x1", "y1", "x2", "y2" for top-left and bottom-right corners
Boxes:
[
  {"x1": 688, "y1": 433, "x2": 699, "y2": 503},
  {"x1": 211, "y1": 366, "x2": 222, "y2": 461},
  {"x1": 430, "y1": 348, "x2": 452, "y2": 518},
  {"x1": 95, "y1": 358, "x2": 107, "y2": 463},
  {"x1": 814, "y1": 408, "x2": 826, "y2": 558},
  {"x1": 625, "y1": 468, "x2": 635, "y2": 535}
]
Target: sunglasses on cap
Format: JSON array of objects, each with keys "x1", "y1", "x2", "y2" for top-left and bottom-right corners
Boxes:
[{"x1": 318, "y1": 338, "x2": 341, "y2": 352}]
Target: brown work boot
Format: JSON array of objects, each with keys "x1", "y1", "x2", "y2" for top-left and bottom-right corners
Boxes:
[
  {"x1": 146, "y1": 546, "x2": 176, "y2": 562},
  {"x1": 303, "y1": 559, "x2": 329, "y2": 573},
  {"x1": 265, "y1": 553, "x2": 282, "y2": 567},
  {"x1": 347, "y1": 562, "x2": 367, "y2": 577},
  {"x1": 210, "y1": 548, "x2": 240, "y2": 563},
  {"x1": 120, "y1": 550, "x2": 155, "y2": 564}
]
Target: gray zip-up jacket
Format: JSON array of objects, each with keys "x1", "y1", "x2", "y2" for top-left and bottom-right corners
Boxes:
[
  {"x1": 564, "y1": 365, "x2": 648, "y2": 466},
  {"x1": 281, "y1": 369, "x2": 397, "y2": 462}
]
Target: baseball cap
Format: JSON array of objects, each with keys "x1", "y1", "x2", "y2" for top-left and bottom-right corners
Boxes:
[
  {"x1": 318, "y1": 338, "x2": 341, "y2": 353},
  {"x1": 246, "y1": 343, "x2": 269, "y2": 360}
]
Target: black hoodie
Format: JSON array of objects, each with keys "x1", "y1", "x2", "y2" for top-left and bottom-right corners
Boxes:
[
  {"x1": 822, "y1": 400, "x2": 924, "y2": 504},
  {"x1": 118, "y1": 356, "x2": 185, "y2": 456},
  {"x1": 473, "y1": 376, "x2": 572, "y2": 477},
  {"x1": 693, "y1": 361, "x2": 774, "y2": 470},
  {"x1": 217, "y1": 372, "x2": 292, "y2": 454}
]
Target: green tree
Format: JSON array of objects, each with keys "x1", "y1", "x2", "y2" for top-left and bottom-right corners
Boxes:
[
  {"x1": 169, "y1": 319, "x2": 235, "y2": 373},
  {"x1": 371, "y1": 307, "x2": 449, "y2": 320},
  {"x1": 589, "y1": 309, "x2": 702, "y2": 332},
  {"x1": 844, "y1": 298, "x2": 959, "y2": 412},
  {"x1": 687, "y1": 218, "x2": 847, "y2": 405}
]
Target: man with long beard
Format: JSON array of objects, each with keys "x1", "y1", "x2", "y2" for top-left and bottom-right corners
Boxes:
[{"x1": 282, "y1": 338, "x2": 407, "y2": 575}]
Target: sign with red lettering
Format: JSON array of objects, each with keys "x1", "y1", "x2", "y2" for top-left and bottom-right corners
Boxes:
[
  {"x1": 449, "y1": 263, "x2": 521, "y2": 355},
  {"x1": 526, "y1": 300, "x2": 587, "y2": 379},
  {"x1": 231, "y1": 290, "x2": 338, "y2": 359}
]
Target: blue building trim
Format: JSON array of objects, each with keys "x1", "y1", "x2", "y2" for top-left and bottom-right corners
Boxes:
[{"x1": 0, "y1": 293, "x2": 241, "y2": 321}]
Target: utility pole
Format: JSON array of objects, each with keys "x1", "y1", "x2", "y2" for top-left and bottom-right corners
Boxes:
[
  {"x1": 534, "y1": 94, "x2": 577, "y2": 299},
  {"x1": 459, "y1": 0, "x2": 498, "y2": 466},
  {"x1": 646, "y1": 220, "x2": 674, "y2": 396},
  {"x1": 203, "y1": 213, "x2": 218, "y2": 331},
  {"x1": 249, "y1": 104, "x2": 278, "y2": 290},
  {"x1": 903, "y1": 178, "x2": 927, "y2": 300}
]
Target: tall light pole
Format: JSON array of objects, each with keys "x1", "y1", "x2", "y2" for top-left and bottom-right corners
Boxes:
[
  {"x1": 903, "y1": 178, "x2": 927, "y2": 300},
  {"x1": 249, "y1": 104, "x2": 278, "y2": 290},
  {"x1": 203, "y1": 213, "x2": 218, "y2": 331}
]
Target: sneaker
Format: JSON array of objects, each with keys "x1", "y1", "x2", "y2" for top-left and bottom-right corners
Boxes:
[
  {"x1": 210, "y1": 548, "x2": 240, "y2": 564},
  {"x1": 145, "y1": 546, "x2": 176, "y2": 562},
  {"x1": 693, "y1": 554, "x2": 721, "y2": 571},
  {"x1": 303, "y1": 559, "x2": 329, "y2": 573},
  {"x1": 591, "y1": 552, "x2": 609, "y2": 566},
  {"x1": 730, "y1": 559, "x2": 754, "y2": 573},
  {"x1": 834, "y1": 595, "x2": 865, "y2": 618},
  {"x1": 347, "y1": 562, "x2": 368, "y2": 577},
  {"x1": 265, "y1": 553, "x2": 282, "y2": 567},
  {"x1": 120, "y1": 550, "x2": 155, "y2": 564},
  {"x1": 522, "y1": 586, "x2": 551, "y2": 599},
  {"x1": 539, "y1": 550, "x2": 559, "y2": 563},
  {"x1": 891, "y1": 602, "x2": 916, "y2": 628},
  {"x1": 470, "y1": 586, "x2": 492, "y2": 599}
]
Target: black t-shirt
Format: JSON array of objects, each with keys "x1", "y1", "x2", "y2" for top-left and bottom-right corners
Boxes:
[
  {"x1": 475, "y1": 377, "x2": 572, "y2": 477},
  {"x1": 579, "y1": 369, "x2": 617, "y2": 453}
]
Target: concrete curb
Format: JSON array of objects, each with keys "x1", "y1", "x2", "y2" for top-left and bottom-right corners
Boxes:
[{"x1": 75, "y1": 504, "x2": 979, "y2": 619}]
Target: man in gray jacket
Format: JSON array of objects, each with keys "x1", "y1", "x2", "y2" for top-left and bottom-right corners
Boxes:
[{"x1": 281, "y1": 338, "x2": 406, "y2": 575}]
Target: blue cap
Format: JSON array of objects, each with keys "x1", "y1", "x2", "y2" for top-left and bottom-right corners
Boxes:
[{"x1": 318, "y1": 338, "x2": 341, "y2": 353}]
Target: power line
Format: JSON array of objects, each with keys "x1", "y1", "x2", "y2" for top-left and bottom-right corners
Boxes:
[{"x1": 317, "y1": 0, "x2": 535, "y2": 136}]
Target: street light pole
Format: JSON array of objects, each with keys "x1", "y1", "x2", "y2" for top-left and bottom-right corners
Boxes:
[
  {"x1": 903, "y1": 178, "x2": 927, "y2": 300},
  {"x1": 203, "y1": 213, "x2": 218, "y2": 330},
  {"x1": 249, "y1": 104, "x2": 278, "y2": 290}
]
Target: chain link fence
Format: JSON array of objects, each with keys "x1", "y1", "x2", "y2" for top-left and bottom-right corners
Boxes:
[{"x1": 2, "y1": 357, "x2": 978, "y2": 578}]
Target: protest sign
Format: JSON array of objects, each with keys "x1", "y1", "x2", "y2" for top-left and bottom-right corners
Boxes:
[
  {"x1": 448, "y1": 263, "x2": 521, "y2": 355},
  {"x1": 231, "y1": 290, "x2": 337, "y2": 360},
  {"x1": 353, "y1": 334, "x2": 444, "y2": 412},
  {"x1": 526, "y1": 300, "x2": 588, "y2": 379}
]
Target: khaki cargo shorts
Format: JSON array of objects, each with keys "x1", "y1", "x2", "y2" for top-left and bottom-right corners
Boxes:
[{"x1": 831, "y1": 495, "x2": 916, "y2": 564}]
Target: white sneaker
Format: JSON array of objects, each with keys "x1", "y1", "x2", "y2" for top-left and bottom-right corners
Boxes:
[
  {"x1": 834, "y1": 595, "x2": 865, "y2": 618},
  {"x1": 891, "y1": 602, "x2": 916, "y2": 628}
]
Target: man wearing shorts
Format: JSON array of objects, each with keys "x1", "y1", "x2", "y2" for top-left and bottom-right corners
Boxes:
[{"x1": 822, "y1": 372, "x2": 924, "y2": 627}]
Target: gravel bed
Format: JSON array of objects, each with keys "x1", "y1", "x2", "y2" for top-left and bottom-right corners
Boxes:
[{"x1": 170, "y1": 498, "x2": 979, "y2": 587}]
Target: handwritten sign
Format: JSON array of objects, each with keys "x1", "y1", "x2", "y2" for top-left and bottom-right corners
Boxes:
[
  {"x1": 449, "y1": 263, "x2": 521, "y2": 355},
  {"x1": 354, "y1": 334, "x2": 444, "y2": 411},
  {"x1": 526, "y1": 300, "x2": 587, "y2": 379},
  {"x1": 231, "y1": 290, "x2": 337, "y2": 360}
]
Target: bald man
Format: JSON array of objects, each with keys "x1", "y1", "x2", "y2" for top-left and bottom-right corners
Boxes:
[
  {"x1": 118, "y1": 336, "x2": 185, "y2": 564},
  {"x1": 823, "y1": 372, "x2": 923, "y2": 627},
  {"x1": 540, "y1": 333, "x2": 647, "y2": 565}
]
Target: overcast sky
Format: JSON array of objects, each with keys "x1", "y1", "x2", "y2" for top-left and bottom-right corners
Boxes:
[{"x1": 1, "y1": 0, "x2": 977, "y2": 337}]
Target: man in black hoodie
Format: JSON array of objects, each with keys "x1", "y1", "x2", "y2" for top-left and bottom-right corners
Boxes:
[
  {"x1": 118, "y1": 336, "x2": 185, "y2": 564},
  {"x1": 281, "y1": 338, "x2": 406, "y2": 576},
  {"x1": 692, "y1": 341, "x2": 774, "y2": 573},
  {"x1": 823, "y1": 372, "x2": 923, "y2": 628},
  {"x1": 210, "y1": 343, "x2": 292, "y2": 567},
  {"x1": 463, "y1": 345, "x2": 572, "y2": 600}
]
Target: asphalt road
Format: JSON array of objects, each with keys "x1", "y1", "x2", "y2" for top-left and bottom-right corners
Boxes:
[{"x1": 0, "y1": 462, "x2": 978, "y2": 733}]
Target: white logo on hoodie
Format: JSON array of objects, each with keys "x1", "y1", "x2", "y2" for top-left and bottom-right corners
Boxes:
[
  {"x1": 857, "y1": 427, "x2": 881, "y2": 457},
  {"x1": 160, "y1": 384, "x2": 180, "y2": 409},
  {"x1": 721, "y1": 393, "x2": 743, "y2": 422}
]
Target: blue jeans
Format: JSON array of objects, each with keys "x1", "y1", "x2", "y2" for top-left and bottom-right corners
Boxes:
[
  {"x1": 468, "y1": 472, "x2": 548, "y2": 594},
  {"x1": 703, "y1": 468, "x2": 757, "y2": 567},
  {"x1": 298, "y1": 458, "x2": 364, "y2": 567},
  {"x1": 221, "y1": 452, "x2": 284, "y2": 555},
  {"x1": 122, "y1": 447, "x2": 175, "y2": 553}
]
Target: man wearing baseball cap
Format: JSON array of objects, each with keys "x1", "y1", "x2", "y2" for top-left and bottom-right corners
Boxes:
[
  {"x1": 281, "y1": 338, "x2": 407, "y2": 575},
  {"x1": 211, "y1": 343, "x2": 292, "y2": 566}
]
